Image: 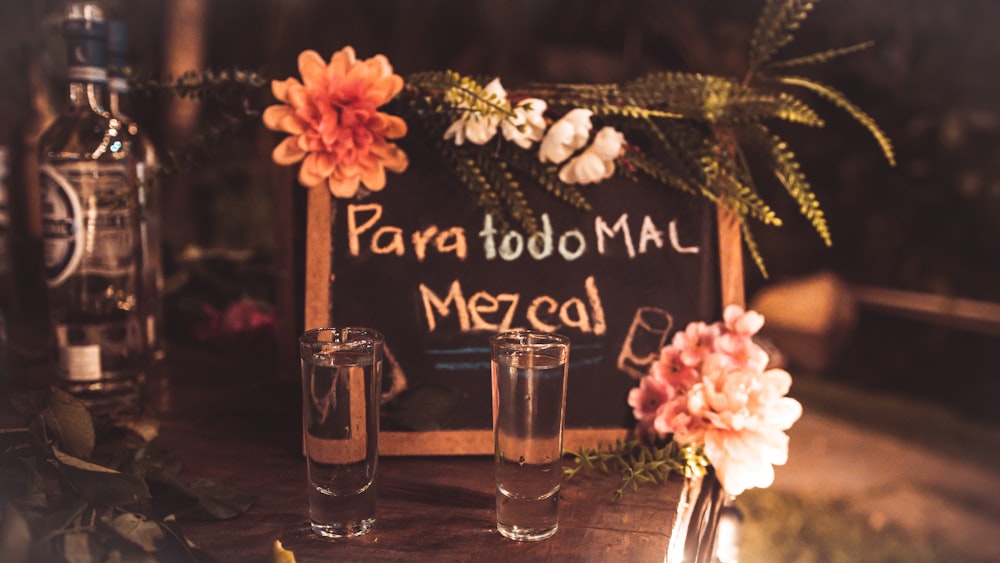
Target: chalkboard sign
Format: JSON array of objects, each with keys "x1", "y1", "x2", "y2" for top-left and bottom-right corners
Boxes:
[{"x1": 304, "y1": 164, "x2": 741, "y2": 455}]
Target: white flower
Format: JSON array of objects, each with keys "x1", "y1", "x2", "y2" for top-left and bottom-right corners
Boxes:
[
  {"x1": 501, "y1": 98, "x2": 548, "y2": 149},
  {"x1": 443, "y1": 78, "x2": 508, "y2": 146},
  {"x1": 538, "y1": 108, "x2": 593, "y2": 164},
  {"x1": 557, "y1": 126, "x2": 625, "y2": 184}
]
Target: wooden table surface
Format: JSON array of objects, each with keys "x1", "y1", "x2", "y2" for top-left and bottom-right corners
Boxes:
[{"x1": 23, "y1": 348, "x2": 686, "y2": 562}]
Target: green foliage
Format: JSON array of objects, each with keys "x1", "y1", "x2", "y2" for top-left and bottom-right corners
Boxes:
[
  {"x1": 749, "y1": 0, "x2": 817, "y2": 71},
  {"x1": 746, "y1": 123, "x2": 832, "y2": 245},
  {"x1": 564, "y1": 439, "x2": 705, "y2": 500},
  {"x1": 1, "y1": 388, "x2": 253, "y2": 562},
  {"x1": 767, "y1": 40, "x2": 875, "y2": 69},
  {"x1": 774, "y1": 75, "x2": 897, "y2": 166},
  {"x1": 387, "y1": 0, "x2": 893, "y2": 276},
  {"x1": 410, "y1": 70, "x2": 517, "y2": 122},
  {"x1": 129, "y1": 68, "x2": 267, "y2": 177}
]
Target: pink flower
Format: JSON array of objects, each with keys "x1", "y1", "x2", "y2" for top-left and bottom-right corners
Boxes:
[
  {"x1": 263, "y1": 47, "x2": 409, "y2": 198},
  {"x1": 653, "y1": 396, "x2": 698, "y2": 440},
  {"x1": 651, "y1": 346, "x2": 699, "y2": 390},
  {"x1": 628, "y1": 375, "x2": 674, "y2": 438},
  {"x1": 723, "y1": 304, "x2": 765, "y2": 337},
  {"x1": 628, "y1": 305, "x2": 800, "y2": 494},
  {"x1": 671, "y1": 321, "x2": 719, "y2": 367},
  {"x1": 715, "y1": 333, "x2": 769, "y2": 372},
  {"x1": 684, "y1": 355, "x2": 802, "y2": 496}
]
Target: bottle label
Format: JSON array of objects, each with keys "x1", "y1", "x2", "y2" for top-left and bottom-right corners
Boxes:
[
  {"x1": 39, "y1": 165, "x2": 85, "y2": 287},
  {"x1": 58, "y1": 344, "x2": 102, "y2": 382},
  {"x1": 40, "y1": 164, "x2": 136, "y2": 287}
]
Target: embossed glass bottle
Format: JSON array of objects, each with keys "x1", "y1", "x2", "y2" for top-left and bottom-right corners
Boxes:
[
  {"x1": 108, "y1": 19, "x2": 165, "y2": 362},
  {"x1": 38, "y1": 2, "x2": 146, "y2": 404}
]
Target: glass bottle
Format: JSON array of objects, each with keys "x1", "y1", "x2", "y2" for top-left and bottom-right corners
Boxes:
[
  {"x1": 108, "y1": 19, "x2": 165, "y2": 362},
  {"x1": 37, "y1": 2, "x2": 146, "y2": 405}
]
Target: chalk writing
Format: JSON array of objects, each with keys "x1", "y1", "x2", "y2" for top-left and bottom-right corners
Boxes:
[
  {"x1": 348, "y1": 203, "x2": 469, "y2": 260},
  {"x1": 418, "y1": 275, "x2": 606, "y2": 335}
]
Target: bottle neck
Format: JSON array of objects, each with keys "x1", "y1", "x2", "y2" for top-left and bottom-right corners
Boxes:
[
  {"x1": 108, "y1": 79, "x2": 130, "y2": 120},
  {"x1": 67, "y1": 71, "x2": 108, "y2": 115}
]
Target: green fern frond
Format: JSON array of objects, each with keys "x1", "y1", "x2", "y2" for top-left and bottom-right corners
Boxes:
[
  {"x1": 130, "y1": 68, "x2": 266, "y2": 103},
  {"x1": 776, "y1": 75, "x2": 896, "y2": 165},
  {"x1": 626, "y1": 150, "x2": 698, "y2": 197},
  {"x1": 520, "y1": 82, "x2": 621, "y2": 109},
  {"x1": 702, "y1": 154, "x2": 783, "y2": 227},
  {"x1": 622, "y1": 72, "x2": 822, "y2": 128},
  {"x1": 621, "y1": 72, "x2": 738, "y2": 113},
  {"x1": 745, "y1": 124, "x2": 832, "y2": 245},
  {"x1": 717, "y1": 91, "x2": 825, "y2": 127},
  {"x1": 740, "y1": 218, "x2": 770, "y2": 279},
  {"x1": 409, "y1": 70, "x2": 516, "y2": 121},
  {"x1": 591, "y1": 104, "x2": 684, "y2": 120},
  {"x1": 749, "y1": 0, "x2": 817, "y2": 71},
  {"x1": 438, "y1": 144, "x2": 508, "y2": 230},
  {"x1": 500, "y1": 145, "x2": 592, "y2": 212},
  {"x1": 476, "y1": 152, "x2": 539, "y2": 234},
  {"x1": 627, "y1": 118, "x2": 716, "y2": 202},
  {"x1": 767, "y1": 41, "x2": 874, "y2": 69}
]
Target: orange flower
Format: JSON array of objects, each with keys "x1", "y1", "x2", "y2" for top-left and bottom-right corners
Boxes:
[{"x1": 263, "y1": 47, "x2": 408, "y2": 198}]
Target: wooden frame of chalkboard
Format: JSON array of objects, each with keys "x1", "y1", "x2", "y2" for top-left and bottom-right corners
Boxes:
[{"x1": 303, "y1": 169, "x2": 744, "y2": 456}]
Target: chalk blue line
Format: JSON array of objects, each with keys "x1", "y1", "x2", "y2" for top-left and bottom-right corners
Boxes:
[
  {"x1": 427, "y1": 347, "x2": 490, "y2": 355},
  {"x1": 426, "y1": 342, "x2": 604, "y2": 356},
  {"x1": 434, "y1": 356, "x2": 604, "y2": 371}
]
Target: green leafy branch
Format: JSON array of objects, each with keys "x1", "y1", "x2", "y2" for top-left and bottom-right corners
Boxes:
[
  {"x1": 773, "y1": 75, "x2": 897, "y2": 166},
  {"x1": 409, "y1": 70, "x2": 517, "y2": 122},
  {"x1": 128, "y1": 68, "x2": 267, "y2": 178},
  {"x1": 1, "y1": 388, "x2": 253, "y2": 562},
  {"x1": 564, "y1": 440, "x2": 704, "y2": 500},
  {"x1": 128, "y1": 68, "x2": 267, "y2": 105},
  {"x1": 748, "y1": 0, "x2": 817, "y2": 72},
  {"x1": 767, "y1": 40, "x2": 875, "y2": 69}
]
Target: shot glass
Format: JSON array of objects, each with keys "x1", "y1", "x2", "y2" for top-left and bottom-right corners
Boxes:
[
  {"x1": 300, "y1": 327, "x2": 383, "y2": 538},
  {"x1": 490, "y1": 330, "x2": 570, "y2": 541}
]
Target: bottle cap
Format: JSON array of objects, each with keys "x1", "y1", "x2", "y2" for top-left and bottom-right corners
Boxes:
[{"x1": 63, "y1": 2, "x2": 107, "y2": 81}]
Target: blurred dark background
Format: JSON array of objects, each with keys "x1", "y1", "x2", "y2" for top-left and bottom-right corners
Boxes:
[{"x1": 2, "y1": 0, "x2": 998, "y2": 423}]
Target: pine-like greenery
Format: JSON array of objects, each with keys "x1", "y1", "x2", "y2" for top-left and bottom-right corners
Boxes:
[
  {"x1": 564, "y1": 439, "x2": 709, "y2": 500},
  {"x1": 400, "y1": 0, "x2": 894, "y2": 276}
]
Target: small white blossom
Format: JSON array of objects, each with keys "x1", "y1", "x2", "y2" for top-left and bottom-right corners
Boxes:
[
  {"x1": 501, "y1": 98, "x2": 548, "y2": 149},
  {"x1": 538, "y1": 108, "x2": 593, "y2": 164},
  {"x1": 558, "y1": 126, "x2": 625, "y2": 184},
  {"x1": 443, "y1": 78, "x2": 508, "y2": 146}
]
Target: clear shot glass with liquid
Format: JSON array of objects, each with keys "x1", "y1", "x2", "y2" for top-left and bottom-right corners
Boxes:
[
  {"x1": 490, "y1": 330, "x2": 569, "y2": 541},
  {"x1": 300, "y1": 327, "x2": 383, "y2": 538}
]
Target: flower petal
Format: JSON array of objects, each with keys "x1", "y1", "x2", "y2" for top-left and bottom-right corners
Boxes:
[
  {"x1": 271, "y1": 135, "x2": 307, "y2": 165},
  {"x1": 297, "y1": 50, "x2": 328, "y2": 88},
  {"x1": 298, "y1": 153, "x2": 326, "y2": 186},
  {"x1": 328, "y1": 174, "x2": 360, "y2": 199},
  {"x1": 271, "y1": 78, "x2": 301, "y2": 103},
  {"x1": 381, "y1": 114, "x2": 407, "y2": 139},
  {"x1": 366, "y1": 75, "x2": 404, "y2": 105},
  {"x1": 262, "y1": 105, "x2": 304, "y2": 134},
  {"x1": 369, "y1": 142, "x2": 409, "y2": 173},
  {"x1": 360, "y1": 163, "x2": 387, "y2": 192},
  {"x1": 330, "y1": 46, "x2": 357, "y2": 76}
]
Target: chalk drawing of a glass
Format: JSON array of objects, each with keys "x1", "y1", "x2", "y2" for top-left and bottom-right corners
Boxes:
[{"x1": 617, "y1": 307, "x2": 673, "y2": 379}]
